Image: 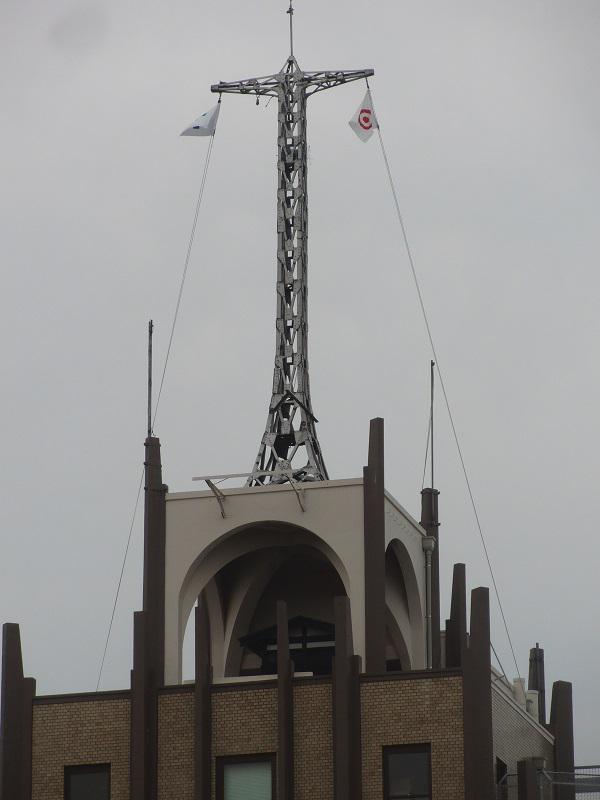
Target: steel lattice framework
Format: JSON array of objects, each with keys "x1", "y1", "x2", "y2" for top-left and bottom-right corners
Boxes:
[{"x1": 212, "y1": 44, "x2": 372, "y2": 486}]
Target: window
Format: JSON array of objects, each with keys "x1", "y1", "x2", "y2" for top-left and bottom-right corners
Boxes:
[
  {"x1": 217, "y1": 754, "x2": 275, "y2": 800},
  {"x1": 384, "y1": 745, "x2": 431, "y2": 800},
  {"x1": 496, "y1": 757, "x2": 508, "y2": 800},
  {"x1": 64, "y1": 764, "x2": 110, "y2": 800}
]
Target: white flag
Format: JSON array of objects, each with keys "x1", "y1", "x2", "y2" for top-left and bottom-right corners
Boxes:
[
  {"x1": 348, "y1": 90, "x2": 378, "y2": 142},
  {"x1": 181, "y1": 104, "x2": 220, "y2": 137}
]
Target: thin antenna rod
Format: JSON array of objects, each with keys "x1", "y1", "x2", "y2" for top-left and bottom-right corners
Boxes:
[
  {"x1": 430, "y1": 359, "x2": 435, "y2": 489},
  {"x1": 147, "y1": 319, "x2": 154, "y2": 438},
  {"x1": 287, "y1": 0, "x2": 294, "y2": 58}
]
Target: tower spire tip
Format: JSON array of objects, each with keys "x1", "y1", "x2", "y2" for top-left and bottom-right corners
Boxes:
[{"x1": 287, "y1": 0, "x2": 294, "y2": 58}]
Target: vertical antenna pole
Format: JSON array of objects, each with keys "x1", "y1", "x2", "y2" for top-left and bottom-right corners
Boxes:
[
  {"x1": 430, "y1": 359, "x2": 435, "y2": 490},
  {"x1": 287, "y1": 0, "x2": 294, "y2": 58},
  {"x1": 148, "y1": 320, "x2": 154, "y2": 438}
]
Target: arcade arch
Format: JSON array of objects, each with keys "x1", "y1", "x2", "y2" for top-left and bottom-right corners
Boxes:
[{"x1": 176, "y1": 521, "x2": 350, "y2": 681}]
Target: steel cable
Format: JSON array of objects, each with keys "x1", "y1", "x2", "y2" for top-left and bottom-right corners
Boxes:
[
  {"x1": 95, "y1": 133, "x2": 216, "y2": 690},
  {"x1": 368, "y1": 82, "x2": 522, "y2": 681}
]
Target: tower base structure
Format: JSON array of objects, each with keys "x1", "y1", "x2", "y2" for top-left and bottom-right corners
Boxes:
[{"x1": 1, "y1": 419, "x2": 575, "y2": 800}]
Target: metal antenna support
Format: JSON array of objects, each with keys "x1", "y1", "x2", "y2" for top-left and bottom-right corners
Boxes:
[
  {"x1": 193, "y1": 471, "x2": 306, "y2": 513},
  {"x1": 211, "y1": 22, "x2": 373, "y2": 486},
  {"x1": 205, "y1": 479, "x2": 227, "y2": 518},
  {"x1": 147, "y1": 320, "x2": 154, "y2": 438}
]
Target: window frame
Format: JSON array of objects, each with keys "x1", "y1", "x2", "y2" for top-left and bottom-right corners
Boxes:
[
  {"x1": 64, "y1": 763, "x2": 111, "y2": 800},
  {"x1": 216, "y1": 753, "x2": 276, "y2": 800},
  {"x1": 383, "y1": 743, "x2": 432, "y2": 800}
]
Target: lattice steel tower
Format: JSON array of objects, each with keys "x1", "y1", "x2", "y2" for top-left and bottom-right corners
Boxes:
[{"x1": 212, "y1": 3, "x2": 373, "y2": 486}]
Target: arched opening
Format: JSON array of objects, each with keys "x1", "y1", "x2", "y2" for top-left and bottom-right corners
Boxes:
[
  {"x1": 178, "y1": 522, "x2": 350, "y2": 680},
  {"x1": 236, "y1": 551, "x2": 344, "y2": 676},
  {"x1": 385, "y1": 539, "x2": 425, "y2": 671}
]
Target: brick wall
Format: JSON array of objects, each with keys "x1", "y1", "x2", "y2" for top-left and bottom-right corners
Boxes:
[
  {"x1": 492, "y1": 686, "x2": 554, "y2": 774},
  {"x1": 211, "y1": 683, "x2": 278, "y2": 797},
  {"x1": 293, "y1": 681, "x2": 333, "y2": 800},
  {"x1": 156, "y1": 680, "x2": 334, "y2": 800},
  {"x1": 158, "y1": 689, "x2": 194, "y2": 800},
  {"x1": 31, "y1": 695, "x2": 130, "y2": 800},
  {"x1": 360, "y1": 675, "x2": 465, "y2": 800},
  {"x1": 30, "y1": 675, "x2": 469, "y2": 800}
]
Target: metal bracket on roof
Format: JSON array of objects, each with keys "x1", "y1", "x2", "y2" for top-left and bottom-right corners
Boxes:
[
  {"x1": 192, "y1": 470, "x2": 305, "y2": 513},
  {"x1": 286, "y1": 475, "x2": 305, "y2": 513},
  {"x1": 205, "y1": 479, "x2": 227, "y2": 519}
]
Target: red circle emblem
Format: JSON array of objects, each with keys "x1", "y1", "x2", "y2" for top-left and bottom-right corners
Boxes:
[{"x1": 359, "y1": 108, "x2": 373, "y2": 131}]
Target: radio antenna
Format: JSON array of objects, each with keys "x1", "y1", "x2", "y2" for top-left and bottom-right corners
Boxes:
[
  {"x1": 287, "y1": 0, "x2": 294, "y2": 58},
  {"x1": 147, "y1": 320, "x2": 154, "y2": 438},
  {"x1": 430, "y1": 360, "x2": 435, "y2": 489}
]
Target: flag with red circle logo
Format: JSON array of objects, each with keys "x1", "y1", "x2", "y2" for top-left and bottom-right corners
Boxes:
[{"x1": 348, "y1": 90, "x2": 378, "y2": 142}]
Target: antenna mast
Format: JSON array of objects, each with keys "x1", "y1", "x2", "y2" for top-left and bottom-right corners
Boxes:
[
  {"x1": 430, "y1": 360, "x2": 435, "y2": 489},
  {"x1": 147, "y1": 320, "x2": 153, "y2": 438},
  {"x1": 287, "y1": 0, "x2": 294, "y2": 58},
  {"x1": 211, "y1": 4, "x2": 373, "y2": 485}
]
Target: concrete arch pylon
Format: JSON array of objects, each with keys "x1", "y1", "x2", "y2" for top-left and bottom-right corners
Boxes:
[{"x1": 170, "y1": 521, "x2": 352, "y2": 684}]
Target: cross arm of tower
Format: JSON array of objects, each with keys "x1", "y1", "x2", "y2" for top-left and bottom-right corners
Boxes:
[
  {"x1": 211, "y1": 67, "x2": 373, "y2": 99},
  {"x1": 211, "y1": 74, "x2": 282, "y2": 98},
  {"x1": 302, "y1": 68, "x2": 374, "y2": 95}
]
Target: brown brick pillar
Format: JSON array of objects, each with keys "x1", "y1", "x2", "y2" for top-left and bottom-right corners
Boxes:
[
  {"x1": 131, "y1": 611, "x2": 152, "y2": 800},
  {"x1": 528, "y1": 644, "x2": 546, "y2": 725},
  {"x1": 130, "y1": 436, "x2": 167, "y2": 800},
  {"x1": 333, "y1": 596, "x2": 362, "y2": 800},
  {"x1": 420, "y1": 488, "x2": 441, "y2": 669},
  {"x1": 445, "y1": 563, "x2": 467, "y2": 668},
  {"x1": 463, "y1": 587, "x2": 494, "y2": 800},
  {"x1": 142, "y1": 436, "x2": 167, "y2": 684},
  {"x1": 517, "y1": 759, "x2": 538, "y2": 800},
  {"x1": 277, "y1": 601, "x2": 294, "y2": 800},
  {"x1": 363, "y1": 417, "x2": 386, "y2": 675},
  {"x1": 550, "y1": 681, "x2": 575, "y2": 800},
  {"x1": 195, "y1": 599, "x2": 212, "y2": 800},
  {"x1": 0, "y1": 623, "x2": 35, "y2": 800}
]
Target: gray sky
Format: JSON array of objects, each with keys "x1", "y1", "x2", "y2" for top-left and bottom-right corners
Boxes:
[{"x1": 1, "y1": 0, "x2": 599, "y2": 762}]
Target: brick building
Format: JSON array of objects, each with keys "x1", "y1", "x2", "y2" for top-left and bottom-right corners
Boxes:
[{"x1": 0, "y1": 420, "x2": 575, "y2": 800}]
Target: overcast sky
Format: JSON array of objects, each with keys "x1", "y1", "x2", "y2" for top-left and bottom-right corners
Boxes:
[{"x1": 1, "y1": 0, "x2": 599, "y2": 763}]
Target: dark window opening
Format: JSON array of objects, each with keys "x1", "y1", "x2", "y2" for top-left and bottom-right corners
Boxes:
[
  {"x1": 496, "y1": 757, "x2": 508, "y2": 800},
  {"x1": 239, "y1": 615, "x2": 335, "y2": 676},
  {"x1": 386, "y1": 659, "x2": 403, "y2": 672},
  {"x1": 64, "y1": 764, "x2": 110, "y2": 800},
  {"x1": 216, "y1": 754, "x2": 275, "y2": 800},
  {"x1": 384, "y1": 745, "x2": 431, "y2": 800}
]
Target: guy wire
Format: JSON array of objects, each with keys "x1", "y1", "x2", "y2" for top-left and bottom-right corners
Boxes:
[
  {"x1": 96, "y1": 131, "x2": 217, "y2": 690},
  {"x1": 367, "y1": 80, "x2": 522, "y2": 681}
]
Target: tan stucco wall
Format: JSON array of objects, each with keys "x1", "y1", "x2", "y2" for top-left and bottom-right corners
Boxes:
[
  {"x1": 361, "y1": 676, "x2": 465, "y2": 800},
  {"x1": 31, "y1": 696, "x2": 130, "y2": 800},
  {"x1": 164, "y1": 480, "x2": 366, "y2": 684},
  {"x1": 164, "y1": 480, "x2": 428, "y2": 684}
]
